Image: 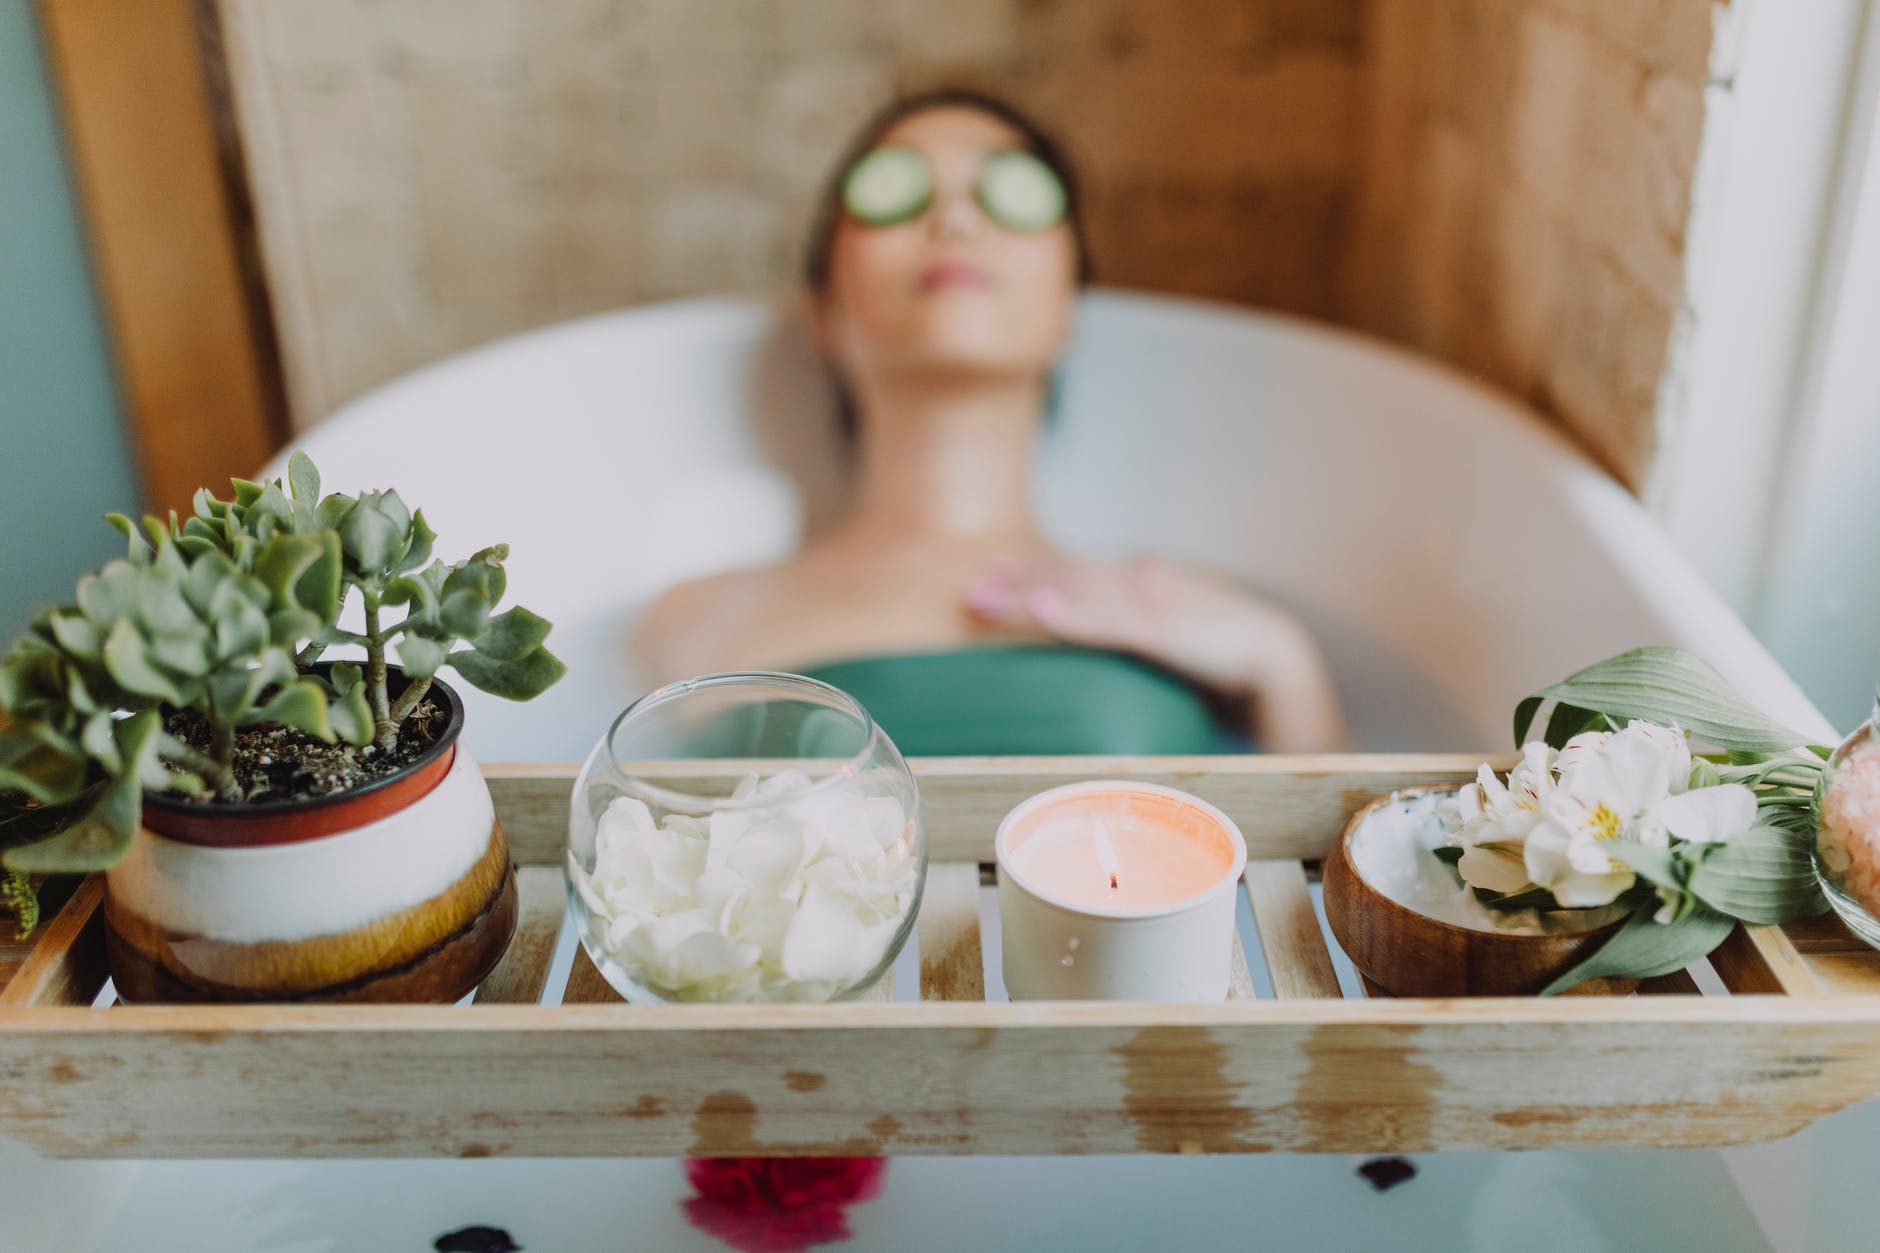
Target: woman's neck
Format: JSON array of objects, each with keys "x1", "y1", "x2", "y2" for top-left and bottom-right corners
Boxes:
[{"x1": 833, "y1": 372, "x2": 1046, "y2": 548}]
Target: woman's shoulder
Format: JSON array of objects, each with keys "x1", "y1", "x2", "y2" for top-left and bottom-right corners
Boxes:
[{"x1": 628, "y1": 566, "x2": 779, "y2": 685}]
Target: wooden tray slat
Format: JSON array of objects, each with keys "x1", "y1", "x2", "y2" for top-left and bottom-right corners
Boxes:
[
  {"x1": 473, "y1": 867, "x2": 565, "y2": 1006},
  {"x1": 562, "y1": 946, "x2": 624, "y2": 1005},
  {"x1": 1712, "y1": 923, "x2": 1824, "y2": 996},
  {"x1": 1242, "y1": 860, "x2": 1344, "y2": 999},
  {"x1": 489, "y1": 756, "x2": 1513, "y2": 867},
  {"x1": 917, "y1": 862, "x2": 985, "y2": 1002},
  {"x1": 0, "y1": 877, "x2": 108, "y2": 1009}
]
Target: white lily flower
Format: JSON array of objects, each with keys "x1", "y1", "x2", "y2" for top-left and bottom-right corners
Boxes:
[
  {"x1": 1440, "y1": 743, "x2": 1558, "y2": 896},
  {"x1": 1525, "y1": 723, "x2": 1755, "y2": 906}
]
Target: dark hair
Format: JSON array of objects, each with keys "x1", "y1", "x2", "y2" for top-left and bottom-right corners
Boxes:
[{"x1": 803, "y1": 87, "x2": 1092, "y2": 292}]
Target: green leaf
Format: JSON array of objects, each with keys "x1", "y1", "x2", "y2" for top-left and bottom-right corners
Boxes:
[
  {"x1": 315, "y1": 493, "x2": 353, "y2": 530},
  {"x1": 212, "y1": 643, "x2": 298, "y2": 722},
  {"x1": 253, "y1": 532, "x2": 341, "y2": 627},
  {"x1": 397, "y1": 510, "x2": 437, "y2": 575},
  {"x1": 0, "y1": 728, "x2": 87, "y2": 804},
  {"x1": 1474, "y1": 885, "x2": 1561, "y2": 911},
  {"x1": 102, "y1": 619, "x2": 185, "y2": 705},
  {"x1": 1513, "y1": 695, "x2": 1543, "y2": 748},
  {"x1": 230, "y1": 478, "x2": 263, "y2": 508},
  {"x1": 326, "y1": 678, "x2": 373, "y2": 747},
  {"x1": 147, "y1": 631, "x2": 212, "y2": 679},
  {"x1": 247, "y1": 678, "x2": 334, "y2": 741},
  {"x1": 1541, "y1": 905, "x2": 1736, "y2": 996},
  {"x1": 446, "y1": 644, "x2": 565, "y2": 700},
  {"x1": 106, "y1": 512, "x2": 155, "y2": 565},
  {"x1": 75, "y1": 562, "x2": 140, "y2": 627},
  {"x1": 288, "y1": 451, "x2": 320, "y2": 505},
  {"x1": 396, "y1": 633, "x2": 448, "y2": 680},
  {"x1": 438, "y1": 588, "x2": 491, "y2": 639},
  {"x1": 339, "y1": 492, "x2": 411, "y2": 576},
  {"x1": 1525, "y1": 647, "x2": 1816, "y2": 755},
  {"x1": 471, "y1": 606, "x2": 552, "y2": 661},
  {"x1": 211, "y1": 594, "x2": 268, "y2": 663},
  {"x1": 382, "y1": 573, "x2": 438, "y2": 615},
  {"x1": 136, "y1": 571, "x2": 198, "y2": 634},
  {"x1": 449, "y1": 545, "x2": 509, "y2": 606},
  {"x1": 80, "y1": 711, "x2": 123, "y2": 774},
  {"x1": 2, "y1": 710, "x2": 160, "y2": 873},
  {"x1": 1688, "y1": 823, "x2": 1827, "y2": 924},
  {"x1": 48, "y1": 612, "x2": 104, "y2": 663},
  {"x1": 1540, "y1": 701, "x2": 1605, "y2": 750},
  {"x1": 268, "y1": 608, "x2": 325, "y2": 648}
]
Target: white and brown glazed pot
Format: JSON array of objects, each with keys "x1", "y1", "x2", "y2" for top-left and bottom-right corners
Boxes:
[{"x1": 104, "y1": 674, "x2": 517, "y2": 1003}]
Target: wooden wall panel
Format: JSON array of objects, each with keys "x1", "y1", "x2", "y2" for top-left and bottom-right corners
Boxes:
[{"x1": 37, "y1": 0, "x2": 285, "y2": 512}]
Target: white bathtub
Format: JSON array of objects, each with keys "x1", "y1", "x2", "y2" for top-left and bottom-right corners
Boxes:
[
  {"x1": 265, "y1": 288, "x2": 1829, "y2": 759},
  {"x1": 9, "y1": 291, "x2": 1843, "y2": 1252}
]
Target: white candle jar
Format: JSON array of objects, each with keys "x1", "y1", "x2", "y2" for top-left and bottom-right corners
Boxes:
[{"x1": 995, "y1": 781, "x2": 1248, "y2": 1001}]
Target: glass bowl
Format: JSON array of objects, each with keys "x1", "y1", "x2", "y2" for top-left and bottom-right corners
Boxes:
[
  {"x1": 1815, "y1": 708, "x2": 1880, "y2": 948},
  {"x1": 566, "y1": 672, "x2": 927, "y2": 1003}
]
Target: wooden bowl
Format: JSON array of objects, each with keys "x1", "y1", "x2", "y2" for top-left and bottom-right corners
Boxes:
[{"x1": 1322, "y1": 788, "x2": 1634, "y2": 997}]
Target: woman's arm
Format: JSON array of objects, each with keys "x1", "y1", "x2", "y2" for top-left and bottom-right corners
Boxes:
[{"x1": 965, "y1": 553, "x2": 1350, "y2": 752}]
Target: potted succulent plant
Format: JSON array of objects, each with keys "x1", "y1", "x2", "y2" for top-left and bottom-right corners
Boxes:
[{"x1": 0, "y1": 454, "x2": 564, "y2": 1002}]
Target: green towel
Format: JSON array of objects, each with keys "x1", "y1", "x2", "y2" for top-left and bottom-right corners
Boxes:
[{"x1": 802, "y1": 645, "x2": 1225, "y2": 756}]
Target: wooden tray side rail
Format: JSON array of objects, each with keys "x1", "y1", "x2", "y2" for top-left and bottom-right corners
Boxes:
[{"x1": 0, "y1": 756, "x2": 1870, "y2": 1160}]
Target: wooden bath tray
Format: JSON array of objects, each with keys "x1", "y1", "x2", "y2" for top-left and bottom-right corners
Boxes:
[{"x1": 2, "y1": 754, "x2": 1880, "y2": 1160}]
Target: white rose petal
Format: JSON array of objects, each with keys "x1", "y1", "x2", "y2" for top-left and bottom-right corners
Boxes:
[
  {"x1": 728, "y1": 819, "x2": 806, "y2": 892},
  {"x1": 781, "y1": 883, "x2": 893, "y2": 984},
  {"x1": 575, "y1": 772, "x2": 917, "y2": 1002}
]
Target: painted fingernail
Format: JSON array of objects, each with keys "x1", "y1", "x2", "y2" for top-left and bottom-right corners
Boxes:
[{"x1": 1028, "y1": 587, "x2": 1068, "y2": 622}]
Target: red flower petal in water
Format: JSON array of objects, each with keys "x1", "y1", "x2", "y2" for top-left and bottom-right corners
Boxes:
[{"x1": 683, "y1": 1157, "x2": 887, "y2": 1252}]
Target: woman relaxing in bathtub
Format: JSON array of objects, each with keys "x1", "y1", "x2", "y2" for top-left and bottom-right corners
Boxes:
[{"x1": 632, "y1": 88, "x2": 1347, "y2": 755}]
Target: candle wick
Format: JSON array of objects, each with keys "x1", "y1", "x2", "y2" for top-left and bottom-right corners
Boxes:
[{"x1": 1109, "y1": 873, "x2": 1118, "y2": 891}]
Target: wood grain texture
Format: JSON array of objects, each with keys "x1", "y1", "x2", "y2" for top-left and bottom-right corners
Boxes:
[
  {"x1": 1243, "y1": 860, "x2": 1343, "y2": 999},
  {"x1": 1713, "y1": 923, "x2": 1825, "y2": 997},
  {"x1": 38, "y1": 0, "x2": 283, "y2": 512},
  {"x1": 1, "y1": 997, "x2": 1876, "y2": 1157},
  {"x1": 1779, "y1": 913, "x2": 1880, "y2": 994},
  {"x1": 488, "y1": 756, "x2": 1505, "y2": 867},
  {"x1": 0, "y1": 877, "x2": 107, "y2": 1008},
  {"x1": 474, "y1": 867, "x2": 564, "y2": 1006},
  {"x1": 917, "y1": 863, "x2": 984, "y2": 1003},
  {"x1": 561, "y1": 946, "x2": 624, "y2": 1005}
]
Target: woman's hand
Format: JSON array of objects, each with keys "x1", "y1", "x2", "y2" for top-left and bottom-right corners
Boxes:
[{"x1": 964, "y1": 553, "x2": 1348, "y2": 752}]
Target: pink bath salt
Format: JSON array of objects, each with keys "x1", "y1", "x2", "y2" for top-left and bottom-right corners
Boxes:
[{"x1": 1821, "y1": 737, "x2": 1880, "y2": 917}]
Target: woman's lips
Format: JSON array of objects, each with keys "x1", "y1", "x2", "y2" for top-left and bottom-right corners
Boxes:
[{"x1": 918, "y1": 261, "x2": 991, "y2": 292}]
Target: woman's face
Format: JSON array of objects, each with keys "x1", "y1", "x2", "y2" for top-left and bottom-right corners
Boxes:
[{"x1": 815, "y1": 106, "x2": 1079, "y2": 389}]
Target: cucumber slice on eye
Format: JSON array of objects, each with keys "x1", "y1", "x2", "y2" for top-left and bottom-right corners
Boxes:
[
  {"x1": 976, "y1": 151, "x2": 1067, "y2": 232},
  {"x1": 842, "y1": 146, "x2": 934, "y2": 226}
]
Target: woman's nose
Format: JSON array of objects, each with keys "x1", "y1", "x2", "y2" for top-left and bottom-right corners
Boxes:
[{"x1": 928, "y1": 189, "x2": 985, "y2": 242}]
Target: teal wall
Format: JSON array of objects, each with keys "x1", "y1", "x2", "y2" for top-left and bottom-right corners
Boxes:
[{"x1": 0, "y1": 0, "x2": 138, "y2": 644}]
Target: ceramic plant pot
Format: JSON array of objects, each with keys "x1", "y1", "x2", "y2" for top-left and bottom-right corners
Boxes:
[
  {"x1": 1323, "y1": 787, "x2": 1633, "y2": 998},
  {"x1": 103, "y1": 673, "x2": 517, "y2": 1003}
]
